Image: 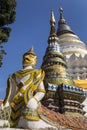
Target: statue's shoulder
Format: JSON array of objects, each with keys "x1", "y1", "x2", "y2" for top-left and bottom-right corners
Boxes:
[
  {"x1": 34, "y1": 69, "x2": 45, "y2": 80},
  {"x1": 34, "y1": 68, "x2": 45, "y2": 75},
  {"x1": 11, "y1": 69, "x2": 32, "y2": 78},
  {"x1": 11, "y1": 68, "x2": 45, "y2": 79},
  {"x1": 11, "y1": 69, "x2": 24, "y2": 79}
]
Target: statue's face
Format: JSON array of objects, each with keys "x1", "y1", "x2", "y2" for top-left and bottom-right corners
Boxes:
[{"x1": 23, "y1": 53, "x2": 37, "y2": 67}]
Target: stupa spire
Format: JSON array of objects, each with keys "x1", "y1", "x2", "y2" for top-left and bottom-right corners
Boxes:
[
  {"x1": 57, "y1": 6, "x2": 74, "y2": 36},
  {"x1": 50, "y1": 10, "x2": 55, "y2": 26},
  {"x1": 50, "y1": 10, "x2": 57, "y2": 36},
  {"x1": 60, "y1": 6, "x2": 63, "y2": 19},
  {"x1": 59, "y1": 6, "x2": 66, "y2": 24}
]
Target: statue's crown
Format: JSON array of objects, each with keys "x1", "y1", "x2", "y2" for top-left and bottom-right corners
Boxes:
[
  {"x1": 23, "y1": 47, "x2": 36, "y2": 57},
  {"x1": 22, "y1": 47, "x2": 37, "y2": 67}
]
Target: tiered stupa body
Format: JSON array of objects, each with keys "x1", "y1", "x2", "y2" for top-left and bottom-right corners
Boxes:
[
  {"x1": 57, "y1": 7, "x2": 87, "y2": 80},
  {"x1": 41, "y1": 11, "x2": 86, "y2": 116},
  {"x1": 57, "y1": 7, "x2": 87, "y2": 115}
]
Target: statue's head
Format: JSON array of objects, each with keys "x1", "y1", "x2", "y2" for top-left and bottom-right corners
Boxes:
[{"x1": 22, "y1": 47, "x2": 37, "y2": 68}]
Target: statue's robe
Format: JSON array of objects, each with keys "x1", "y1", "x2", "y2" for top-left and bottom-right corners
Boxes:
[{"x1": 3, "y1": 69, "x2": 45, "y2": 127}]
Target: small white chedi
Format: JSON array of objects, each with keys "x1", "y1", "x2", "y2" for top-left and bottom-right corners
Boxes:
[{"x1": 1, "y1": 48, "x2": 57, "y2": 129}]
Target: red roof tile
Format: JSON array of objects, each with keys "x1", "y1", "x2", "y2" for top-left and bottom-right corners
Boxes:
[
  {"x1": 38, "y1": 104, "x2": 87, "y2": 130},
  {"x1": 0, "y1": 100, "x2": 3, "y2": 106}
]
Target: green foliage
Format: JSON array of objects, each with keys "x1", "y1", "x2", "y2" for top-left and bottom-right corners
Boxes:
[{"x1": 0, "y1": 0, "x2": 17, "y2": 67}]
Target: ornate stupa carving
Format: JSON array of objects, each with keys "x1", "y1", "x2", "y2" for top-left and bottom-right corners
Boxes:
[
  {"x1": 57, "y1": 6, "x2": 87, "y2": 81},
  {"x1": 41, "y1": 11, "x2": 86, "y2": 116}
]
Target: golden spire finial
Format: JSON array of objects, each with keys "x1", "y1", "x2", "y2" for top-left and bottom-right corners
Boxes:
[
  {"x1": 49, "y1": 10, "x2": 57, "y2": 36},
  {"x1": 50, "y1": 10, "x2": 55, "y2": 25},
  {"x1": 60, "y1": 6, "x2": 63, "y2": 13},
  {"x1": 59, "y1": 6, "x2": 66, "y2": 24},
  {"x1": 59, "y1": 6, "x2": 63, "y2": 19}
]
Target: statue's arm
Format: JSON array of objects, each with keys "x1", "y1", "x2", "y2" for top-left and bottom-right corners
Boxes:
[
  {"x1": 27, "y1": 69, "x2": 46, "y2": 110},
  {"x1": 27, "y1": 81, "x2": 46, "y2": 110},
  {"x1": 34, "y1": 81, "x2": 46, "y2": 102}
]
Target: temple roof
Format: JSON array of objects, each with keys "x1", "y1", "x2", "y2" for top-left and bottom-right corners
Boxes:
[
  {"x1": 38, "y1": 104, "x2": 87, "y2": 130},
  {"x1": 57, "y1": 6, "x2": 74, "y2": 36}
]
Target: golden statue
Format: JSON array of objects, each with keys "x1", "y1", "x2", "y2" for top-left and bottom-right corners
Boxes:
[{"x1": 1, "y1": 48, "x2": 57, "y2": 129}]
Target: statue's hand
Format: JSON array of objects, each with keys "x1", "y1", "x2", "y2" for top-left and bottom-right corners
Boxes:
[
  {"x1": 0, "y1": 104, "x2": 4, "y2": 110},
  {"x1": 27, "y1": 97, "x2": 38, "y2": 110},
  {"x1": 0, "y1": 102, "x2": 9, "y2": 110}
]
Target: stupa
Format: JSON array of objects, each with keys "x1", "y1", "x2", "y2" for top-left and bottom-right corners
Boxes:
[
  {"x1": 57, "y1": 6, "x2": 87, "y2": 115},
  {"x1": 57, "y1": 7, "x2": 87, "y2": 81},
  {"x1": 41, "y1": 11, "x2": 86, "y2": 116},
  {"x1": 0, "y1": 6, "x2": 87, "y2": 130}
]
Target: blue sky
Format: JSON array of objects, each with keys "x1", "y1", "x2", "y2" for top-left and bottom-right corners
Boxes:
[{"x1": 0, "y1": 0, "x2": 87, "y2": 99}]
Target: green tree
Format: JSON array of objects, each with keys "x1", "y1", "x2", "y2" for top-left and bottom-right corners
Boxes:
[{"x1": 0, "y1": 0, "x2": 17, "y2": 67}]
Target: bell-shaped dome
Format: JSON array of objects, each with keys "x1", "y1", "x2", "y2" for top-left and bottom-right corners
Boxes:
[
  {"x1": 57, "y1": 6, "x2": 87, "y2": 56},
  {"x1": 57, "y1": 6, "x2": 74, "y2": 36}
]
